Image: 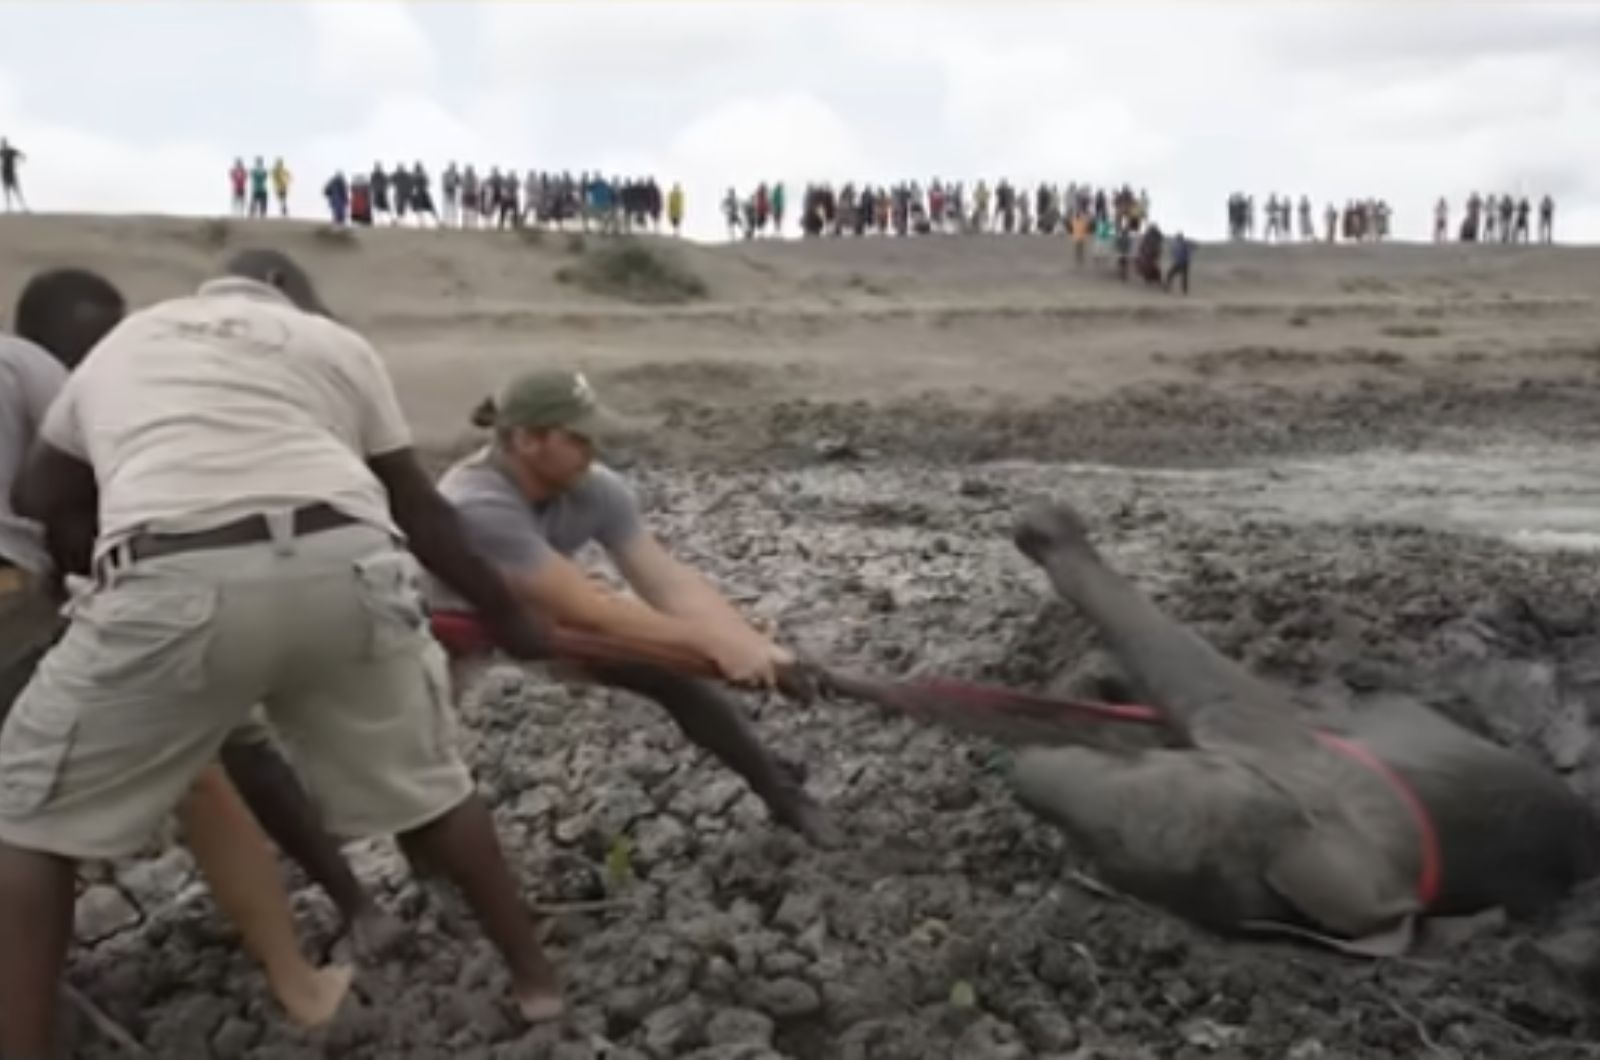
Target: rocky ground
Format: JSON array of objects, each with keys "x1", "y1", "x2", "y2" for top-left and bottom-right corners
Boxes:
[{"x1": 66, "y1": 414, "x2": 1600, "y2": 1060}]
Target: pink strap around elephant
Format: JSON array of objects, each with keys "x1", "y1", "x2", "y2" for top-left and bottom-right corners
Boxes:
[{"x1": 1315, "y1": 732, "x2": 1443, "y2": 906}]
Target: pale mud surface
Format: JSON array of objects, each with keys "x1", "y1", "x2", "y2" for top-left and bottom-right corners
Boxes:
[{"x1": 4, "y1": 218, "x2": 1599, "y2": 1057}]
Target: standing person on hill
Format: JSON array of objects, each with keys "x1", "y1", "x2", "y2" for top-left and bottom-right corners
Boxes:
[
  {"x1": 1071, "y1": 210, "x2": 1091, "y2": 266},
  {"x1": 0, "y1": 140, "x2": 26, "y2": 214},
  {"x1": 1165, "y1": 232, "x2": 1193, "y2": 295},
  {"x1": 271, "y1": 158, "x2": 292, "y2": 217},
  {"x1": 410, "y1": 162, "x2": 438, "y2": 227},
  {"x1": 350, "y1": 173, "x2": 372, "y2": 227},
  {"x1": 442, "y1": 163, "x2": 461, "y2": 227},
  {"x1": 668, "y1": 181, "x2": 685, "y2": 236},
  {"x1": 461, "y1": 166, "x2": 479, "y2": 229},
  {"x1": 229, "y1": 157, "x2": 248, "y2": 216},
  {"x1": 324, "y1": 171, "x2": 349, "y2": 227},
  {"x1": 391, "y1": 163, "x2": 413, "y2": 226},
  {"x1": 249, "y1": 157, "x2": 270, "y2": 218},
  {"x1": 370, "y1": 163, "x2": 391, "y2": 224}
]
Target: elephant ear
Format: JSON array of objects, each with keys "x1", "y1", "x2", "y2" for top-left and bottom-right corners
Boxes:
[{"x1": 1260, "y1": 825, "x2": 1422, "y2": 955}]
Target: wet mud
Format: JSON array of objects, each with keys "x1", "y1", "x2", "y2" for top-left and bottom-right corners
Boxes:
[{"x1": 65, "y1": 391, "x2": 1600, "y2": 1060}]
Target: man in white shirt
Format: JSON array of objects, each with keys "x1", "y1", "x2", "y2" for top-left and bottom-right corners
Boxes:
[{"x1": 0, "y1": 250, "x2": 564, "y2": 1057}]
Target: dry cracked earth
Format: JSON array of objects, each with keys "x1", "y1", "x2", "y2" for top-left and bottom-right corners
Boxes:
[{"x1": 61, "y1": 384, "x2": 1600, "y2": 1060}]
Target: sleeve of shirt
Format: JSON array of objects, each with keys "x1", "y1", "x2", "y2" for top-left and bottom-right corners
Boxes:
[
  {"x1": 38, "y1": 377, "x2": 88, "y2": 459},
  {"x1": 587, "y1": 467, "x2": 645, "y2": 553},
  {"x1": 21, "y1": 354, "x2": 67, "y2": 433},
  {"x1": 454, "y1": 492, "x2": 554, "y2": 575},
  {"x1": 344, "y1": 333, "x2": 414, "y2": 457}
]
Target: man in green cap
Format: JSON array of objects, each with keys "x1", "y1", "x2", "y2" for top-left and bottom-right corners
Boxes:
[{"x1": 429, "y1": 368, "x2": 840, "y2": 847}]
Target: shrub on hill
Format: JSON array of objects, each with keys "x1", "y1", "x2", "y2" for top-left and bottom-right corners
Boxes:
[{"x1": 554, "y1": 239, "x2": 708, "y2": 305}]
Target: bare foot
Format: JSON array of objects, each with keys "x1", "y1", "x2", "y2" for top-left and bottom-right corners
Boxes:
[
  {"x1": 513, "y1": 957, "x2": 566, "y2": 1024},
  {"x1": 515, "y1": 985, "x2": 566, "y2": 1024},
  {"x1": 349, "y1": 907, "x2": 409, "y2": 963},
  {"x1": 781, "y1": 801, "x2": 847, "y2": 851},
  {"x1": 278, "y1": 964, "x2": 355, "y2": 1028}
]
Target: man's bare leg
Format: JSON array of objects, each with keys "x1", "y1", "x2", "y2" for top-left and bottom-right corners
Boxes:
[
  {"x1": 219, "y1": 738, "x2": 406, "y2": 959},
  {"x1": 593, "y1": 664, "x2": 842, "y2": 848},
  {"x1": 178, "y1": 765, "x2": 352, "y2": 1028},
  {"x1": 0, "y1": 842, "x2": 74, "y2": 1059},
  {"x1": 397, "y1": 796, "x2": 563, "y2": 1022}
]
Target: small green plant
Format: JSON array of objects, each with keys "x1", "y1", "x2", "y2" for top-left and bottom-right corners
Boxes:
[
  {"x1": 313, "y1": 224, "x2": 357, "y2": 247},
  {"x1": 198, "y1": 218, "x2": 230, "y2": 249},
  {"x1": 604, "y1": 834, "x2": 635, "y2": 893},
  {"x1": 554, "y1": 239, "x2": 709, "y2": 305}
]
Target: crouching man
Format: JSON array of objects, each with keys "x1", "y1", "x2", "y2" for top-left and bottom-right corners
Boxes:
[{"x1": 429, "y1": 369, "x2": 841, "y2": 847}]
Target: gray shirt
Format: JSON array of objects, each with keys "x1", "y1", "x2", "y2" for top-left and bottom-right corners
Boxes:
[
  {"x1": 430, "y1": 446, "x2": 644, "y2": 612},
  {"x1": 0, "y1": 335, "x2": 67, "y2": 575}
]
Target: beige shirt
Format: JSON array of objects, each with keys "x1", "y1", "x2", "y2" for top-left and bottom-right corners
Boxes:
[
  {"x1": 0, "y1": 335, "x2": 68, "y2": 575},
  {"x1": 42, "y1": 277, "x2": 411, "y2": 556}
]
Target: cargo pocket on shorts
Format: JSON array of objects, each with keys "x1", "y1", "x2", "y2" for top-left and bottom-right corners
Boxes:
[
  {"x1": 0, "y1": 685, "x2": 78, "y2": 816},
  {"x1": 67, "y1": 582, "x2": 219, "y2": 696},
  {"x1": 353, "y1": 550, "x2": 429, "y2": 658},
  {"x1": 421, "y1": 642, "x2": 460, "y2": 759}
]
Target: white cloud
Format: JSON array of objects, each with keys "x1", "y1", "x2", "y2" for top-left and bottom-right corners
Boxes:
[
  {"x1": 480, "y1": 3, "x2": 804, "y2": 90},
  {"x1": 306, "y1": 1, "x2": 438, "y2": 100},
  {"x1": 305, "y1": 93, "x2": 490, "y2": 176},
  {"x1": 668, "y1": 93, "x2": 874, "y2": 186}
]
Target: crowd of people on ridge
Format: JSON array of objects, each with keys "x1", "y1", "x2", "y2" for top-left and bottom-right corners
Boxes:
[
  {"x1": 319, "y1": 164, "x2": 686, "y2": 236},
  {"x1": 1226, "y1": 193, "x2": 1395, "y2": 243},
  {"x1": 750, "y1": 179, "x2": 1194, "y2": 295},
  {"x1": 1440, "y1": 193, "x2": 1556, "y2": 244},
  {"x1": 771, "y1": 180, "x2": 1154, "y2": 240}
]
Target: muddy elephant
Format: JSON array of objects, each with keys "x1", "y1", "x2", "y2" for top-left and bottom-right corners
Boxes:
[
  {"x1": 1001, "y1": 502, "x2": 1600, "y2": 951},
  {"x1": 830, "y1": 502, "x2": 1600, "y2": 954}
]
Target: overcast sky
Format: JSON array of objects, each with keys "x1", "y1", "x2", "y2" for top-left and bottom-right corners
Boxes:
[{"x1": 1, "y1": 2, "x2": 1596, "y2": 242}]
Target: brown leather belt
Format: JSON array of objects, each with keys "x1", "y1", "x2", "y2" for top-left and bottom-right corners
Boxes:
[{"x1": 107, "y1": 503, "x2": 359, "y2": 568}]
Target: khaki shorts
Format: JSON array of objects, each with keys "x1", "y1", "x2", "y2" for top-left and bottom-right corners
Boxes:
[{"x1": 0, "y1": 525, "x2": 473, "y2": 859}]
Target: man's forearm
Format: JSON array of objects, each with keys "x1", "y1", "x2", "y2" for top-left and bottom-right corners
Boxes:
[
  {"x1": 368, "y1": 449, "x2": 546, "y2": 656},
  {"x1": 402, "y1": 499, "x2": 530, "y2": 637},
  {"x1": 651, "y1": 571, "x2": 761, "y2": 639},
  {"x1": 15, "y1": 443, "x2": 99, "y2": 582},
  {"x1": 564, "y1": 587, "x2": 713, "y2": 659},
  {"x1": 43, "y1": 517, "x2": 95, "y2": 581}
]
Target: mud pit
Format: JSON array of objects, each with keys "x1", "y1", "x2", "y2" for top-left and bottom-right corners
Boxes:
[{"x1": 63, "y1": 430, "x2": 1600, "y2": 1059}]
